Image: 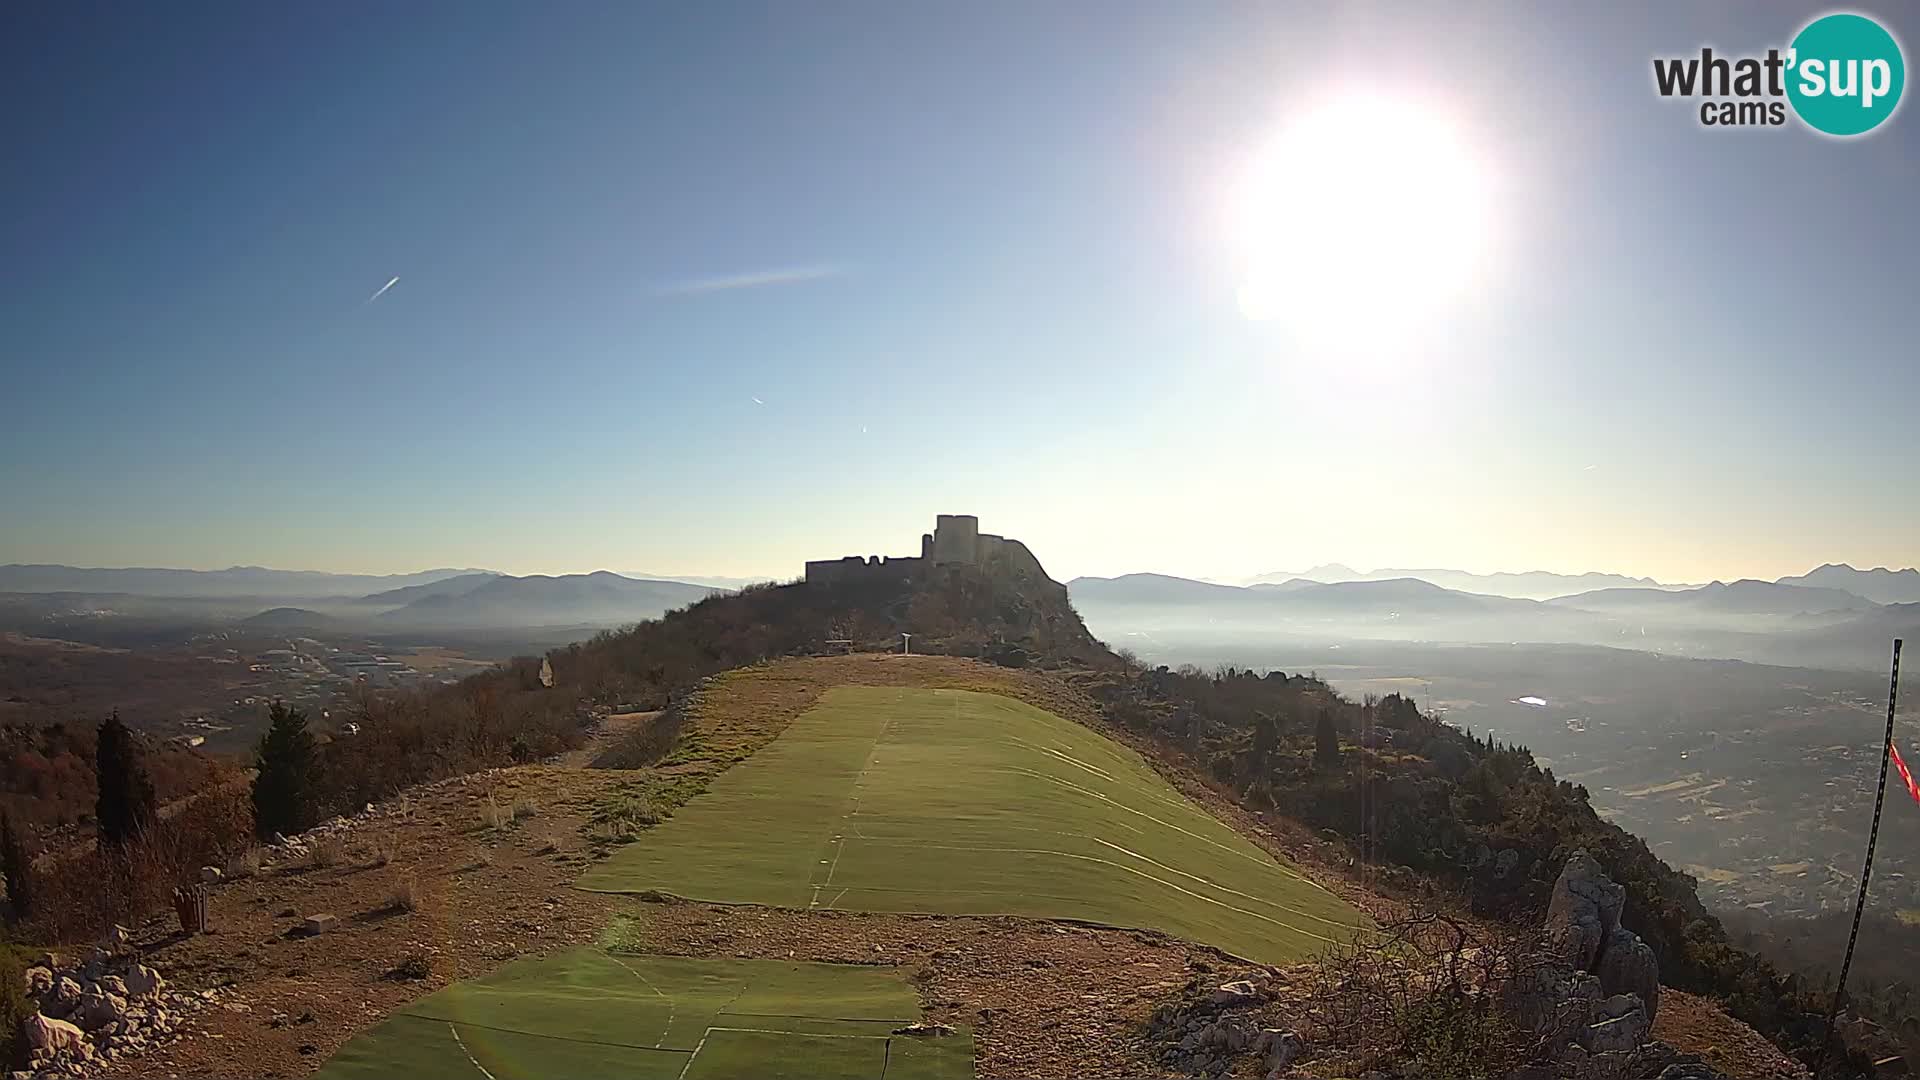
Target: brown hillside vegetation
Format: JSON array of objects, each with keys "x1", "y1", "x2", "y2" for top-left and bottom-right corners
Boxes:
[{"x1": 81, "y1": 654, "x2": 1798, "y2": 1080}]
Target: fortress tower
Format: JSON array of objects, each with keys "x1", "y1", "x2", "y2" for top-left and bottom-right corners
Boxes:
[{"x1": 804, "y1": 514, "x2": 1052, "y2": 586}]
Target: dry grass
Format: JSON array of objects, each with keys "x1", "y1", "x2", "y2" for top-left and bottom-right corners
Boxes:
[
  {"x1": 308, "y1": 834, "x2": 346, "y2": 869},
  {"x1": 479, "y1": 796, "x2": 511, "y2": 831},
  {"x1": 368, "y1": 835, "x2": 398, "y2": 868},
  {"x1": 511, "y1": 795, "x2": 538, "y2": 821},
  {"x1": 386, "y1": 874, "x2": 419, "y2": 913},
  {"x1": 226, "y1": 846, "x2": 265, "y2": 880}
]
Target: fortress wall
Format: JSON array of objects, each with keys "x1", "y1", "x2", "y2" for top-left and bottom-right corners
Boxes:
[
  {"x1": 932, "y1": 514, "x2": 980, "y2": 564},
  {"x1": 805, "y1": 555, "x2": 925, "y2": 586}
]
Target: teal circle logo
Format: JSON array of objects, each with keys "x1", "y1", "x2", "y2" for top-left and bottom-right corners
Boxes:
[{"x1": 1786, "y1": 13, "x2": 1906, "y2": 136}]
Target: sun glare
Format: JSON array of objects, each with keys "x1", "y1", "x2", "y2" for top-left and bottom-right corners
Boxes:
[{"x1": 1230, "y1": 95, "x2": 1491, "y2": 353}]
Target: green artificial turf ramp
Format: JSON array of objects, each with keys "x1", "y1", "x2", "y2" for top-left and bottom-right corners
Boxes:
[
  {"x1": 314, "y1": 950, "x2": 971, "y2": 1080},
  {"x1": 578, "y1": 686, "x2": 1370, "y2": 964}
]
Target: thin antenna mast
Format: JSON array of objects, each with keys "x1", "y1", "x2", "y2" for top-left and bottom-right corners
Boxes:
[{"x1": 1819, "y1": 638, "x2": 1904, "y2": 1075}]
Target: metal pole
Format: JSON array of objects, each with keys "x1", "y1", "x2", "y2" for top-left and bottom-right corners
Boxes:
[{"x1": 1819, "y1": 638, "x2": 1904, "y2": 1076}]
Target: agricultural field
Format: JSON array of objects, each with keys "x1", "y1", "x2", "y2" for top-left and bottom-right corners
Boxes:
[
  {"x1": 578, "y1": 686, "x2": 1369, "y2": 965},
  {"x1": 316, "y1": 950, "x2": 971, "y2": 1080}
]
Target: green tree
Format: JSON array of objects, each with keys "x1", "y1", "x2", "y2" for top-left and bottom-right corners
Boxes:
[
  {"x1": 0, "y1": 813, "x2": 31, "y2": 923},
  {"x1": 252, "y1": 701, "x2": 318, "y2": 840},
  {"x1": 1314, "y1": 707, "x2": 1340, "y2": 767},
  {"x1": 95, "y1": 711, "x2": 157, "y2": 847}
]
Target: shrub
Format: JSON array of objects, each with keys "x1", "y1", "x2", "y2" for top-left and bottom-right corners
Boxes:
[
  {"x1": 307, "y1": 834, "x2": 345, "y2": 869},
  {"x1": 226, "y1": 845, "x2": 264, "y2": 879},
  {"x1": 388, "y1": 952, "x2": 432, "y2": 981},
  {"x1": 387, "y1": 875, "x2": 419, "y2": 913},
  {"x1": 30, "y1": 783, "x2": 251, "y2": 944},
  {"x1": 1302, "y1": 909, "x2": 1529, "y2": 1079}
]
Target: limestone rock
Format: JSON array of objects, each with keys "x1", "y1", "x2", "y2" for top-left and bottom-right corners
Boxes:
[
  {"x1": 1255, "y1": 1028, "x2": 1304, "y2": 1074},
  {"x1": 1209, "y1": 980, "x2": 1259, "y2": 1006},
  {"x1": 122, "y1": 964, "x2": 166, "y2": 998},
  {"x1": 1581, "y1": 1001, "x2": 1650, "y2": 1054},
  {"x1": 296, "y1": 913, "x2": 340, "y2": 937},
  {"x1": 23, "y1": 966, "x2": 52, "y2": 997},
  {"x1": 23, "y1": 1014, "x2": 85, "y2": 1053},
  {"x1": 48, "y1": 976, "x2": 82, "y2": 1017},
  {"x1": 76, "y1": 990, "x2": 128, "y2": 1032},
  {"x1": 1595, "y1": 925, "x2": 1660, "y2": 1022},
  {"x1": 1545, "y1": 850, "x2": 1623, "y2": 971}
]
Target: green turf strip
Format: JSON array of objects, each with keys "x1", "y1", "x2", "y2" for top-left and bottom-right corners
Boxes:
[
  {"x1": 578, "y1": 686, "x2": 1370, "y2": 964},
  {"x1": 314, "y1": 951, "x2": 972, "y2": 1080}
]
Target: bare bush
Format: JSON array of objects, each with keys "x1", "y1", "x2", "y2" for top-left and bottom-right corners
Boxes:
[
  {"x1": 1303, "y1": 909, "x2": 1532, "y2": 1079},
  {"x1": 32, "y1": 783, "x2": 252, "y2": 943}
]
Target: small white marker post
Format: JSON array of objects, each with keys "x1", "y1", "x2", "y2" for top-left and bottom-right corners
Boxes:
[{"x1": 900, "y1": 633, "x2": 913, "y2": 656}]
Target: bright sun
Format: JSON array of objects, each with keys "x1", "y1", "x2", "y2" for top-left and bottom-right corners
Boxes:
[{"x1": 1230, "y1": 95, "x2": 1491, "y2": 352}]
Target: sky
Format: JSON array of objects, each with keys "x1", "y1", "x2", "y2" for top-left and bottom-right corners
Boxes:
[{"x1": 4, "y1": 2, "x2": 1918, "y2": 585}]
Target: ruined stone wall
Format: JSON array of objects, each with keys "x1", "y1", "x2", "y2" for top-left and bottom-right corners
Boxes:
[{"x1": 804, "y1": 555, "x2": 925, "y2": 587}]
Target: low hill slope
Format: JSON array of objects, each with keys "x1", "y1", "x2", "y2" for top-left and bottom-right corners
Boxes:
[{"x1": 579, "y1": 678, "x2": 1368, "y2": 964}]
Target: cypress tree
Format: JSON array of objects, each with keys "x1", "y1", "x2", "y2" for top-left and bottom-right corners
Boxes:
[
  {"x1": 1314, "y1": 707, "x2": 1340, "y2": 767},
  {"x1": 0, "y1": 813, "x2": 31, "y2": 922},
  {"x1": 252, "y1": 701, "x2": 318, "y2": 840},
  {"x1": 95, "y1": 711, "x2": 158, "y2": 847}
]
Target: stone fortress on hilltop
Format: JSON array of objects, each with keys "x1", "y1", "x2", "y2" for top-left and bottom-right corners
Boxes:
[{"x1": 804, "y1": 514, "x2": 1053, "y2": 587}]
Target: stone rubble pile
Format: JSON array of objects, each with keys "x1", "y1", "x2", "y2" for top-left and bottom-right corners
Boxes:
[
  {"x1": 1145, "y1": 975, "x2": 1304, "y2": 1080},
  {"x1": 12, "y1": 926, "x2": 221, "y2": 1079}
]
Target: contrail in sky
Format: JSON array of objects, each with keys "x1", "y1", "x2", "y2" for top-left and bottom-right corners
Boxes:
[
  {"x1": 657, "y1": 264, "x2": 844, "y2": 297},
  {"x1": 366, "y1": 276, "x2": 400, "y2": 304}
]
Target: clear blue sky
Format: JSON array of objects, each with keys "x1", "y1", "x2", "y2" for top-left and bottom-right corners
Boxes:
[{"x1": 4, "y1": 2, "x2": 1916, "y2": 584}]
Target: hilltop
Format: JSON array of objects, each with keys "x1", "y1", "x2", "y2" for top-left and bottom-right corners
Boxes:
[{"x1": 15, "y1": 517, "x2": 1862, "y2": 1080}]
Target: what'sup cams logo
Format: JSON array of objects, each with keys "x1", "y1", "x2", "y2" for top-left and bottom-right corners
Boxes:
[{"x1": 1653, "y1": 11, "x2": 1906, "y2": 136}]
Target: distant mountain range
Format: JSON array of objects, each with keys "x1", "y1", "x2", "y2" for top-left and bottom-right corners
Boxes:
[
  {"x1": 1774, "y1": 563, "x2": 1920, "y2": 605},
  {"x1": 1244, "y1": 564, "x2": 1683, "y2": 601},
  {"x1": 1069, "y1": 573, "x2": 1544, "y2": 617},
  {"x1": 370, "y1": 572, "x2": 721, "y2": 629},
  {"x1": 1068, "y1": 568, "x2": 1919, "y2": 672},
  {"x1": 0, "y1": 564, "x2": 495, "y2": 599},
  {"x1": 1545, "y1": 580, "x2": 1877, "y2": 616},
  {"x1": 0, "y1": 565, "x2": 729, "y2": 634}
]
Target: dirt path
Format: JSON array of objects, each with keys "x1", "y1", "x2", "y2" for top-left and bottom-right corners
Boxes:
[{"x1": 555, "y1": 708, "x2": 659, "y2": 768}]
